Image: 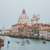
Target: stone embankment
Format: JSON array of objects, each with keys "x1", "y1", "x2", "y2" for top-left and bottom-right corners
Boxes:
[
  {"x1": 0, "y1": 34, "x2": 44, "y2": 39},
  {"x1": 0, "y1": 34, "x2": 49, "y2": 40}
]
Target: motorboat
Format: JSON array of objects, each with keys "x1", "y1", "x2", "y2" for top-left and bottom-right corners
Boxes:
[
  {"x1": 8, "y1": 41, "x2": 10, "y2": 44},
  {"x1": 43, "y1": 40, "x2": 46, "y2": 44},
  {"x1": 23, "y1": 40, "x2": 25, "y2": 43},
  {"x1": 26, "y1": 40, "x2": 30, "y2": 44},
  {"x1": 17, "y1": 41, "x2": 19, "y2": 43},
  {"x1": 22, "y1": 43, "x2": 25, "y2": 45}
]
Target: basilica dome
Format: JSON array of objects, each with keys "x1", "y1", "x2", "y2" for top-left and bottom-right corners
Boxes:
[
  {"x1": 31, "y1": 18, "x2": 37, "y2": 21},
  {"x1": 31, "y1": 14, "x2": 37, "y2": 21},
  {"x1": 19, "y1": 8, "x2": 29, "y2": 20},
  {"x1": 18, "y1": 8, "x2": 30, "y2": 25},
  {"x1": 19, "y1": 14, "x2": 29, "y2": 20}
]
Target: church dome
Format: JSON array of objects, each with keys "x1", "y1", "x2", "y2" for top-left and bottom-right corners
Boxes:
[
  {"x1": 19, "y1": 8, "x2": 29, "y2": 20},
  {"x1": 31, "y1": 14, "x2": 37, "y2": 21},
  {"x1": 19, "y1": 14, "x2": 29, "y2": 20},
  {"x1": 18, "y1": 8, "x2": 30, "y2": 25},
  {"x1": 31, "y1": 17, "x2": 37, "y2": 21}
]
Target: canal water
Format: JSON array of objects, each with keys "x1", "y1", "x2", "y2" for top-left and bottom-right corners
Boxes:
[
  {"x1": 0, "y1": 36, "x2": 50, "y2": 50},
  {"x1": 0, "y1": 32, "x2": 1, "y2": 34}
]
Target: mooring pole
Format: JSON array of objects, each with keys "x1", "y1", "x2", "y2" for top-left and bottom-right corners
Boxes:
[
  {"x1": 0, "y1": 44, "x2": 1, "y2": 50},
  {"x1": 7, "y1": 43, "x2": 9, "y2": 48}
]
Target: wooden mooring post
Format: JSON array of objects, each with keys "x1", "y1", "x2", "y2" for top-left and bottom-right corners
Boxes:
[{"x1": 0, "y1": 44, "x2": 1, "y2": 50}]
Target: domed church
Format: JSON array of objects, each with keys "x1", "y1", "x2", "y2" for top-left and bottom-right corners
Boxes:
[
  {"x1": 31, "y1": 14, "x2": 40, "y2": 25},
  {"x1": 18, "y1": 8, "x2": 30, "y2": 25},
  {"x1": 18, "y1": 8, "x2": 40, "y2": 25}
]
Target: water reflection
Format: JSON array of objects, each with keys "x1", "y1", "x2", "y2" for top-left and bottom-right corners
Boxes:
[{"x1": 0, "y1": 36, "x2": 50, "y2": 50}]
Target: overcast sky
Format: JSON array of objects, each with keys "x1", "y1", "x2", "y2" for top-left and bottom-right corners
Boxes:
[{"x1": 0, "y1": 0, "x2": 50, "y2": 29}]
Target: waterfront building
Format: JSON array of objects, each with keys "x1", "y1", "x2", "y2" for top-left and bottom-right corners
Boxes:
[
  {"x1": 33, "y1": 26, "x2": 39, "y2": 36},
  {"x1": 35, "y1": 23, "x2": 50, "y2": 32},
  {"x1": 23, "y1": 24, "x2": 28, "y2": 37},
  {"x1": 39, "y1": 30, "x2": 47, "y2": 39},
  {"x1": 12, "y1": 24, "x2": 23, "y2": 33},
  {"x1": 11, "y1": 24, "x2": 24, "y2": 36},
  {"x1": 46, "y1": 32, "x2": 50, "y2": 40},
  {"x1": 1, "y1": 26, "x2": 10, "y2": 35},
  {"x1": 28, "y1": 25, "x2": 34, "y2": 37}
]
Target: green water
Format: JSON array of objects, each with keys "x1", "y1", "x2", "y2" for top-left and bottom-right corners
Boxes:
[{"x1": 0, "y1": 36, "x2": 50, "y2": 50}]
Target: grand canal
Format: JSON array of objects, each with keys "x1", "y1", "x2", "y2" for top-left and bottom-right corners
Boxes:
[{"x1": 0, "y1": 36, "x2": 50, "y2": 50}]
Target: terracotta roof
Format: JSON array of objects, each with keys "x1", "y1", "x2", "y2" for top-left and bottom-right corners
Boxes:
[
  {"x1": 18, "y1": 26, "x2": 24, "y2": 28},
  {"x1": 12, "y1": 24, "x2": 23, "y2": 26},
  {"x1": 28, "y1": 25, "x2": 32, "y2": 28}
]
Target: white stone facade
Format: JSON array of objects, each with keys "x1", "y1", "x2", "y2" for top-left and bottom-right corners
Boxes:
[
  {"x1": 39, "y1": 31, "x2": 47, "y2": 39},
  {"x1": 1, "y1": 26, "x2": 10, "y2": 34},
  {"x1": 46, "y1": 32, "x2": 50, "y2": 40}
]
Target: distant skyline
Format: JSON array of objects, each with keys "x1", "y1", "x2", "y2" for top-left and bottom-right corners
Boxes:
[{"x1": 0, "y1": 0, "x2": 50, "y2": 29}]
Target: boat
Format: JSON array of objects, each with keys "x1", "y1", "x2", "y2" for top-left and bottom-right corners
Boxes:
[
  {"x1": 26, "y1": 40, "x2": 30, "y2": 44},
  {"x1": 8, "y1": 41, "x2": 10, "y2": 44},
  {"x1": 23, "y1": 40, "x2": 25, "y2": 43},
  {"x1": 43, "y1": 40, "x2": 46, "y2": 44},
  {"x1": 22, "y1": 43, "x2": 25, "y2": 45},
  {"x1": 17, "y1": 41, "x2": 19, "y2": 43}
]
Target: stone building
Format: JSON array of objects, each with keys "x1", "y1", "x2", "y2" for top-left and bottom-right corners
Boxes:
[
  {"x1": 11, "y1": 24, "x2": 24, "y2": 36},
  {"x1": 1, "y1": 26, "x2": 10, "y2": 35},
  {"x1": 28, "y1": 26, "x2": 34, "y2": 37},
  {"x1": 39, "y1": 30, "x2": 47, "y2": 39}
]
